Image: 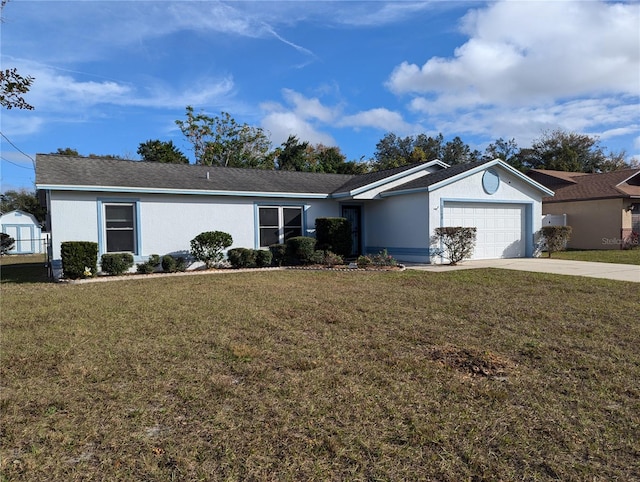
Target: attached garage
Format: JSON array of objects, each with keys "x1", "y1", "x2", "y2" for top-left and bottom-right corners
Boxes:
[{"x1": 442, "y1": 201, "x2": 528, "y2": 259}]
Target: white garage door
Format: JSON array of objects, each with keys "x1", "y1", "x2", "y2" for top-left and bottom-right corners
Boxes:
[{"x1": 443, "y1": 202, "x2": 526, "y2": 259}]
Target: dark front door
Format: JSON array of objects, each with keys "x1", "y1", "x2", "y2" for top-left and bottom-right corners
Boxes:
[{"x1": 341, "y1": 205, "x2": 362, "y2": 257}]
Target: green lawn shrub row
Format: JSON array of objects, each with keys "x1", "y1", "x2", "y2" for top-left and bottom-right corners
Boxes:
[{"x1": 227, "y1": 248, "x2": 273, "y2": 269}]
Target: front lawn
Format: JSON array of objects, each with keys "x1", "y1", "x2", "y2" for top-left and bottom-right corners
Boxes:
[
  {"x1": 550, "y1": 248, "x2": 640, "y2": 265},
  {"x1": 1, "y1": 270, "x2": 638, "y2": 481}
]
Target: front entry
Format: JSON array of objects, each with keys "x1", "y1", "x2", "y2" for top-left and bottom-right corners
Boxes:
[{"x1": 341, "y1": 205, "x2": 362, "y2": 257}]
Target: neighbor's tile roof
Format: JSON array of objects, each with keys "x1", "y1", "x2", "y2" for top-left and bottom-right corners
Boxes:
[
  {"x1": 35, "y1": 155, "x2": 355, "y2": 194},
  {"x1": 528, "y1": 168, "x2": 640, "y2": 202}
]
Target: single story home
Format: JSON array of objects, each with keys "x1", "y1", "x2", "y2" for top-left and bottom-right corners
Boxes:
[
  {"x1": 35, "y1": 154, "x2": 553, "y2": 277},
  {"x1": 527, "y1": 168, "x2": 640, "y2": 250},
  {"x1": 0, "y1": 209, "x2": 48, "y2": 254}
]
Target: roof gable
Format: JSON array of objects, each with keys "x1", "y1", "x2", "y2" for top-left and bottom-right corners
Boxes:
[
  {"x1": 381, "y1": 159, "x2": 554, "y2": 196},
  {"x1": 332, "y1": 160, "x2": 448, "y2": 198}
]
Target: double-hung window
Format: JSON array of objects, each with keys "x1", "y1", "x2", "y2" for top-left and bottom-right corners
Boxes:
[
  {"x1": 104, "y1": 203, "x2": 137, "y2": 253},
  {"x1": 258, "y1": 206, "x2": 303, "y2": 247}
]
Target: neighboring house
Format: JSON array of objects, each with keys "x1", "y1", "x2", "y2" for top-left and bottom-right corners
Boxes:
[
  {"x1": 35, "y1": 154, "x2": 553, "y2": 277},
  {"x1": 527, "y1": 168, "x2": 640, "y2": 250},
  {"x1": 0, "y1": 209, "x2": 48, "y2": 254}
]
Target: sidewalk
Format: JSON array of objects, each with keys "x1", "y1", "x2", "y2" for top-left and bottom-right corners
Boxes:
[{"x1": 406, "y1": 258, "x2": 640, "y2": 283}]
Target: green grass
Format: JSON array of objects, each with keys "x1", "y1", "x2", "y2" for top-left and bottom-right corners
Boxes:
[
  {"x1": 550, "y1": 249, "x2": 640, "y2": 265},
  {"x1": 1, "y1": 270, "x2": 639, "y2": 481},
  {"x1": 0, "y1": 254, "x2": 50, "y2": 284}
]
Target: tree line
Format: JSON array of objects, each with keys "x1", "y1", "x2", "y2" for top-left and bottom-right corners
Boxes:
[{"x1": 51, "y1": 106, "x2": 638, "y2": 175}]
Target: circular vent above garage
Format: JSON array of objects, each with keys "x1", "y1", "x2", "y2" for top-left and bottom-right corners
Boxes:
[{"x1": 482, "y1": 169, "x2": 500, "y2": 194}]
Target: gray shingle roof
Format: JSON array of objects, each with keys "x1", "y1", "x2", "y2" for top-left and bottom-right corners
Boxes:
[
  {"x1": 35, "y1": 155, "x2": 355, "y2": 194},
  {"x1": 332, "y1": 162, "x2": 432, "y2": 193},
  {"x1": 384, "y1": 161, "x2": 484, "y2": 193}
]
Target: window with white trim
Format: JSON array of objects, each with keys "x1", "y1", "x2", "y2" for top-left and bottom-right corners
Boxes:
[
  {"x1": 104, "y1": 203, "x2": 137, "y2": 253},
  {"x1": 258, "y1": 206, "x2": 303, "y2": 247}
]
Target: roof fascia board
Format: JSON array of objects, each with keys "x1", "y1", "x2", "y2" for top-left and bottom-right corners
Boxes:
[
  {"x1": 35, "y1": 184, "x2": 331, "y2": 199},
  {"x1": 380, "y1": 187, "x2": 429, "y2": 198},
  {"x1": 428, "y1": 159, "x2": 555, "y2": 196}
]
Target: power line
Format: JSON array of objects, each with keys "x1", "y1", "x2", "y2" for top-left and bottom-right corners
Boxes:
[
  {"x1": 1, "y1": 156, "x2": 34, "y2": 170},
  {"x1": 0, "y1": 131, "x2": 36, "y2": 168}
]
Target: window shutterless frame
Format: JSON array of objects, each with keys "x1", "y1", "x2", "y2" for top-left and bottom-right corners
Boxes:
[
  {"x1": 102, "y1": 202, "x2": 138, "y2": 254},
  {"x1": 257, "y1": 205, "x2": 303, "y2": 247}
]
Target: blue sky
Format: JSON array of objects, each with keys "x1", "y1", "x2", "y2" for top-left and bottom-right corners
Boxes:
[{"x1": 1, "y1": 0, "x2": 639, "y2": 191}]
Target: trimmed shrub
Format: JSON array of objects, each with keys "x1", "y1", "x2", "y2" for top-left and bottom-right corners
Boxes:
[
  {"x1": 190, "y1": 231, "x2": 233, "y2": 268},
  {"x1": 315, "y1": 217, "x2": 352, "y2": 257},
  {"x1": 1, "y1": 233, "x2": 15, "y2": 254},
  {"x1": 227, "y1": 248, "x2": 273, "y2": 269},
  {"x1": 61, "y1": 241, "x2": 98, "y2": 279},
  {"x1": 147, "y1": 254, "x2": 161, "y2": 266},
  {"x1": 541, "y1": 226, "x2": 572, "y2": 257},
  {"x1": 136, "y1": 254, "x2": 160, "y2": 274},
  {"x1": 161, "y1": 255, "x2": 187, "y2": 273},
  {"x1": 227, "y1": 248, "x2": 257, "y2": 269},
  {"x1": 100, "y1": 253, "x2": 134, "y2": 276},
  {"x1": 269, "y1": 244, "x2": 286, "y2": 266},
  {"x1": 255, "y1": 250, "x2": 273, "y2": 268},
  {"x1": 175, "y1": 256, "x2": 187, "y2": 272},
  {"x1": 286, "y1": 236, "x2": 317, "y2": 265},
  {"x1": 431, "y1": 227, "x2": 477, "y2": 265},
  {"x1": 162, "y1": 255, "x2": 177, "y2": 273}
]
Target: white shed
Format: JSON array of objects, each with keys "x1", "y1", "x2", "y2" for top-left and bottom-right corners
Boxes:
[{"x1": 0, "y1": 210, "x2": 47, "y2": 254}]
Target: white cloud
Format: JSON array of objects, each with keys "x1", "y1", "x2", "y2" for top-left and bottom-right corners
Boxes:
[
  {"x1": 388, "y1": 0, "x2": 639, "y2": 153},
  {"x1": 388, "y1": 1, "x2": 639, "y2": 104},
  {"x1": 259, "y1": 89, "x2": 338, "y2": 146},
  {"x1": 0, "y1": 116, "x2": 45, "y2": 139},
  {"x1": 414, "y1": 97, "x2": 640, "y2": 149},
  {"x1": 261, "y1": 111, "x2": 335, "y2": 147},
  {"x1": 281, "y1": 89, "x2": 336, "y2": 123},
  {"x1": 340, "y1": 108, "x2": 413, "y2": 133},
  {"x1": 261, "y1": 89, "x2": 422, "y2": 147},
  {"x1": 8, "y1": 60, "x2": 235, "y2": 112},
  {"x1": 333, "y1": 2, "x2": 438, "y2": 27}
]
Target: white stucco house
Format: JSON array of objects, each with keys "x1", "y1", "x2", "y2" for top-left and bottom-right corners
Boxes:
[
  {"x1": 35, "y1": 154, "x2": 553, "y2": 277},
  {"x1": 0, "y1": 209, "x2": 47, "y2": 254}
]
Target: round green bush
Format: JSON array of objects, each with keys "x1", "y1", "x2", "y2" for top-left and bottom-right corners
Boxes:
[
  {"x1": 190, "y1": 231, "x2": 233, "y2": 268},
  {"x1": 100, "y1": 253, "x2": 134, "y2": 276},
  {"x1": 227, "y1": 248, "x2": 256, "y2": 269},
  {"x1": 162, "y1": 255, "x2": 177, "y2": 273},
  {"x1": 286, "y1": 236, "x2": 317, "y2": 265}
]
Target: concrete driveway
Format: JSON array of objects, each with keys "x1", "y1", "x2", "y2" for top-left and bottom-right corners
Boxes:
[{"x1": 406, "y1": 258, "x2": 640, "y2": 283}]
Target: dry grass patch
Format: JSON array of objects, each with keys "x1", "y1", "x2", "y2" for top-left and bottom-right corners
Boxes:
[{"x1": 1, "y1": 269, "x2": 639, "y2": 480}]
